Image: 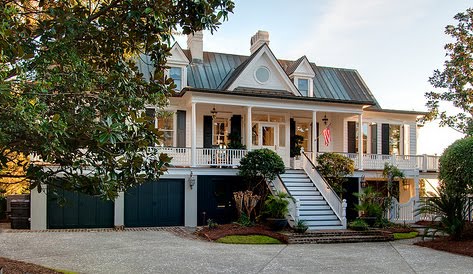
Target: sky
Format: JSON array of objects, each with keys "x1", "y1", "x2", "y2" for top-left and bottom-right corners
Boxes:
[{"x1": 174, "y1": 0, "x2": 471, "y2": 155}]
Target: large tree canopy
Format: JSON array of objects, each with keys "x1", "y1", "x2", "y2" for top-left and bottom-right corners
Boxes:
[
  {"x1": 0, "y1": 0, "x2": 234, "y2": 199},
  {"x1": 423, "y1": 8, "x2": 473, "y2": 136}
]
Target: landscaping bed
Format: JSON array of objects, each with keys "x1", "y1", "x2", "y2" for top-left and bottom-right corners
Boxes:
[
  {"x1": 415, "y1": 223, "x2": 473, "y2": 257},
  {"x1": 197, "y1": 223, "x2": 288, "y2": 244},
  {"x1": 0, "y1": 257, "x2": 62, "y2": 274}
]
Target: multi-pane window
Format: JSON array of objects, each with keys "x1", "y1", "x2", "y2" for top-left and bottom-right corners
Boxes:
[
  {"x1": 355, "y1": 123, "x2": 368, "y2": 154},
  {"x1": 213, "y1": 118, "x2": 228, "y2": 146},
  {"x1": 389, "y1": 125, "x2": 401, "y2": 155},
  {"x1": 297, "y1": 79, "x2": 309, "y2": 96},
  {"x1": 157, "y1": 114, "x2": 174, "y2": 147},
  {"x1": 169, "y1": 67, "x2": 182, "y2": 91}
]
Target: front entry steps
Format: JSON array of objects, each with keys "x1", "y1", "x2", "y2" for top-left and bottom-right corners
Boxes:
[
  {"x1": 288, "y1": 230, "x2": 394, "y2": 244},
  {"x1": 279, "y1": 170, "x2": 343, "y2": 230}
]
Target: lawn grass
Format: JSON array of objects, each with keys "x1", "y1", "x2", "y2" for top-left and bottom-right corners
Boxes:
[
  {"x1": 393, "y1": 231, "x2": 419, "y2": 240},
  {"x1": 216, "y1": 235, "x2": 282, "y2": 244}
]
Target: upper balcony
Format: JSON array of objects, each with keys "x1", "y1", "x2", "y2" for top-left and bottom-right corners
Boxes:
[{"x1": 147, "y1": 147, "x2": 440, "y2": 172}]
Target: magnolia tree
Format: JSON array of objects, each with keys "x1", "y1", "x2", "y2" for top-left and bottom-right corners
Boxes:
[
  {"x1": 422, "y1": 8, "x2": 473, "y2": 136},
  {"x1": 0, "y1": 0, "x2": 234, "y2": 199}
]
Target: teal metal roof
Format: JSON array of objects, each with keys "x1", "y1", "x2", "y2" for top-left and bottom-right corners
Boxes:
[{"x1": 185, "y1": 49, "x2": 379, "y2": 105}]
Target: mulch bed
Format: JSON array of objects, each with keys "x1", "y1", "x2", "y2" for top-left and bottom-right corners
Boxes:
[
  {"x1": 414, "y1": 223, "x2": 473, "y2": 257},
  {"x1": 0, "y1": 257, "x2": 61, "y2": 274},
  {"x1": 197, "y1": 223, "x2": 288, "y2": 244}
]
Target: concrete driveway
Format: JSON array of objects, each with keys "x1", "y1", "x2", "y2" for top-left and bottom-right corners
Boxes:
[{"x1": 0, "y1": 229, "x2": 472, "y2": 274}]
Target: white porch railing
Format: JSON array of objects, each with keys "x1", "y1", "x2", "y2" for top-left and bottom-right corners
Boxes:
[
  {"x1": 271, "y1": 176, "x2": 300, "y2": 227},
  {"x1": 195, "y1": 148, "x2": 248, "y2": 167},
  {"x1": 147, "y1": 147, "x2": 191, "y2": 166},
  {"x1": 309, "y1": 152, "x2": 440, "y2": 172},
  {"x1": 302, "y1": 152, "x2": 347, "y2": 228}
]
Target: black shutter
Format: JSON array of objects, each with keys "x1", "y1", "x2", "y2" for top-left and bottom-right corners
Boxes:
[
  {"x1": 145, "y1": 108, "x2": 156, "y2": 127},
  {"x1": 290, "y1": 119, "x2": 296, "y2": 157},
  {"x1": 176, "y1": 110, "x2": 186, "y2": 147},
  {"x1": 230, "y1": 115, "x2": 242, "y2": 137},
  {"x1": 316, "y1": 122, "x2": 320, "y2": 152},
  {"x1": 203, "y1": 116, "x2": 213, "y2": 148},
  {"x1": 381, "y1": 123, "x2": 390, "y2": 155},
  {"x1": 347, "y1": 121, "x2": 356, "y2": 153},
  {"x1": 370, "y1": 124, "x2": 377, "y2": 154}
]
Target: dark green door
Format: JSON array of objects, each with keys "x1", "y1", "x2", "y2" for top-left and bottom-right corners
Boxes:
[
  {"x1": 197, "y1": 176, "x2": 245, "y2": 226},
  {"x1": 124, "y1": 179, "x2": 184, "y2": 227},
  {"x1": 47, "y1": 187, "x2": 114, "y2": 229}
]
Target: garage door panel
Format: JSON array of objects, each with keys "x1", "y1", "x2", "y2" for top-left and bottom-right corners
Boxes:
[
  {"x1": 125, "y1": 179, "x2": 184, "y2": 227},
  {"x1": 47, "y1": 187, "x2": 114, "y2": 229}
]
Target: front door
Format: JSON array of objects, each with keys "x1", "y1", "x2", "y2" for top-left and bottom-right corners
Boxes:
[{"x1": 253, "y1": 122, "x2": 288, "y2": 165}]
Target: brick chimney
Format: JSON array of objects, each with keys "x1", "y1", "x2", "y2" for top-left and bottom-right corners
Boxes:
[
  {"x1": 250, "y1": 30, "x2": 269, "y2": 54},
  {"x1": 187, "y1": 31, "x2": 203, "y2": 63}
]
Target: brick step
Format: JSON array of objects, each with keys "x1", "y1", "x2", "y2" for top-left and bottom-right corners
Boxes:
[
  {"x1": 288, "y1": 235, "x2": 394, "y2": 244},
  {"x1": 294, "y1": 230, "x2": 390, "y2": 237}
]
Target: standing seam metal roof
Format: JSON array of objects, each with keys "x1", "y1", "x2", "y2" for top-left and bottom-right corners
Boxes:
[{"x1": 184, "y1": 49, "x2": 379, "y2": 105}]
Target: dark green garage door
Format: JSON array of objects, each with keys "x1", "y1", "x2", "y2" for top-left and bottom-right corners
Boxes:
[
  {"x1": 47, "y1": 187, "x2": 114, "y2": 229},
  {"x1": 125, "y1": 179, "x2": 184, "y2": 227}
]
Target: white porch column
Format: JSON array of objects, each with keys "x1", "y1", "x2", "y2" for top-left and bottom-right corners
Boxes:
[
  {"x1": 114, "y1": 192, "x2": 124, "y2": 228},
  {"x1": 191, "y1": 102, "x2": 197, "y2": 167},
  {"x1": 358, "y1": 114, "x2": 364, "y2": 170},
  {"x1": 30, "y1": 186, "x2": 47, "y2": 230},
  {"x1": 414, "y1": 174, "x2": 420, "y2": 222},
  {"x1": 184, "y1": 172, "x2": 197, "y2": 227},
  {"x1": 246, "y1": 106, "x2": 252, "y2": 150},
  {"x1": 312, "y1": 111, "x2": 317, "y2": 153}
]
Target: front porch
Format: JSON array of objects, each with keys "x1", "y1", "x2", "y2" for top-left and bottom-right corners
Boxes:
[{"x1": 147, "y1": 147, "x2": 440, "y2": 172}]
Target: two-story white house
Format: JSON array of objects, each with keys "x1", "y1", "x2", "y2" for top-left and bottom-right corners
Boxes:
[{"x1": 30, "y1": 31, "x2": 439, "y2": 231}]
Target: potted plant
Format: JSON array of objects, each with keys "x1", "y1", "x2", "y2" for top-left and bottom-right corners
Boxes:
[
  {"x1": 293, "y1": 219, "x2": 308, "y2": 233},
  {"x1": 263, "y1": 192, "x2": 290, "y2": 230},
  {"x1": 290, "y1": 135, "x2": 304, "y2": 169}
]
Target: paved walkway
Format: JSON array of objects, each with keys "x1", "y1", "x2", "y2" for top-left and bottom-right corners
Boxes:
[{"x1": 0, "y1": 229, "x2": 472, "y2": 273}]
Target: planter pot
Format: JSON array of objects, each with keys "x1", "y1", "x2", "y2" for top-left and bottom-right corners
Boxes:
[
  {"x1": 360, "y1": 216, "x2": 377, "y2": 227},
  {"x1": 266, "y1": 218, "x2": 288, "y2": 231}
]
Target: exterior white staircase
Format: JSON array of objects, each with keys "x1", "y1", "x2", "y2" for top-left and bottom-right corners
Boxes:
[{"x1": 279, "y1": 170, "x2": 344, "y2": 230}]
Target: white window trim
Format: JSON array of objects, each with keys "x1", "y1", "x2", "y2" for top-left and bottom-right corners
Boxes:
[
  {"x1": 293, "y1": 76, "x2": 313, "y2": 97},
  {"x1": 166, "y1": 65, "x2": 187, "y2": 92}
]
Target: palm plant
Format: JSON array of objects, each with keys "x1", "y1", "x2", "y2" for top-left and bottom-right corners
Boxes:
[{"x1": 417, "y1": 185, "x2": 467, "y2": 240}]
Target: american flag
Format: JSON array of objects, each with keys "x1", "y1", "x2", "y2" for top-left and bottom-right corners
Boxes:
[{"x1": 322, "y1": 126, "x2": 331, "y2": 146}]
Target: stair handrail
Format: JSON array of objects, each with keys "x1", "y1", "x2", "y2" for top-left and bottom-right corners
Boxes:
[
  {"x1": 269, "y1": 175, "x2": 300, "y2": 226},
  {"x1": 301, "y1": 152, "x2": 347, "y2": 228}
]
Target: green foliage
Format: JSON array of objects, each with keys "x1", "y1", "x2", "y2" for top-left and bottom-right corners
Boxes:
[
  {"x1": 417, "y1": 185, "x2": 467, "y2": 240},
  {"x1": 374, "y1": 218, "x2": 393, "y2": 229},
  {"x1": 348, "y1": 218, "x2": 369, "y2": 231},
  {"x1": 207, "y1": 219, "x2": 219, "y2": 229},
  {"x1": 216, "y1": 235, "x2": 282, "y2": 244},
  {"x1": 316, "y1": 153, "x2": 355, "y2": 194},
  {"x1": 238, "y1": 148, "x2": 285, "y2": 183},
  {"x1": 354, "y1": 186, "x2": 383, "y2": 219},
  {"x1": 236, "y1": 212, "x2": 253, "y2": 227},
  {"x1": 438, "y1": 137, "x2": 473, "y2": 195},
  {"x1": 382, "y1": 163, "x2": 404, "y2": 208},
  {"x1": 422, "y1": 8, "x2": 473, "y2": 135},
  {"x1": 393, "y1": 231, "x2": 418, "y2": 240},
  {"x1": 290, "y1": 135, "x2": 304, "y2": 157},
  {"x1": 227, "y1": 133, "x2": 246, "y2": 149},
  {"x1": 0, "y1": 0, "x2": 234, "y2": 199},
  {"x1": 294, "y1": 219, "x2": 308, "y2": 233},
  {"x1": 263, "y1": 192, "x2": 290, "y2": 219}
]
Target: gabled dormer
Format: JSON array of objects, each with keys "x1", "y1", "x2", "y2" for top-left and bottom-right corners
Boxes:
[
  {"x1": 167, "y1": 42, "x2": 190, "y2": 92},
  {"x1": 287, "y1": 56, "x2": 316, "y2": 97},
  {"x1": 221, "y1": 31, "x2": 301, "y2": 96}
]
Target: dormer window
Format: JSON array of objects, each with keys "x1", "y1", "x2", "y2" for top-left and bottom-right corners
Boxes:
[
  {"x1": 170, "y1": 67, "x2": 182, "y2": 91},
  {"x1": 297, "y1": 78, "x2": 309, "y2": 96}
]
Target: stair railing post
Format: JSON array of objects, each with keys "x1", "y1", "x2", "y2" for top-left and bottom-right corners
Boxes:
[
  {"x1": 342, "y1": 199, "x2": 347, "y2": 228},
  {"x1": 295, "y1": 198, "x2": 300, "y2": 223}
]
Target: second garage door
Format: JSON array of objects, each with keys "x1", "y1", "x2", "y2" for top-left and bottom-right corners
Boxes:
[{"x1": 124, "y1": 179, "x2": 184, "y2": 227}]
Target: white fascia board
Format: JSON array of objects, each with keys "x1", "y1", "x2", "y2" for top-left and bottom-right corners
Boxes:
[
  {"x1": 227, "y1": 45, "x2": 300, "y2": 95},
  {"x1": 190, "y1": 92, "x2": 363, "y2": 114},
  {"x1": 168, "y1": 42, "x2": 190, "y2": 65}
]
